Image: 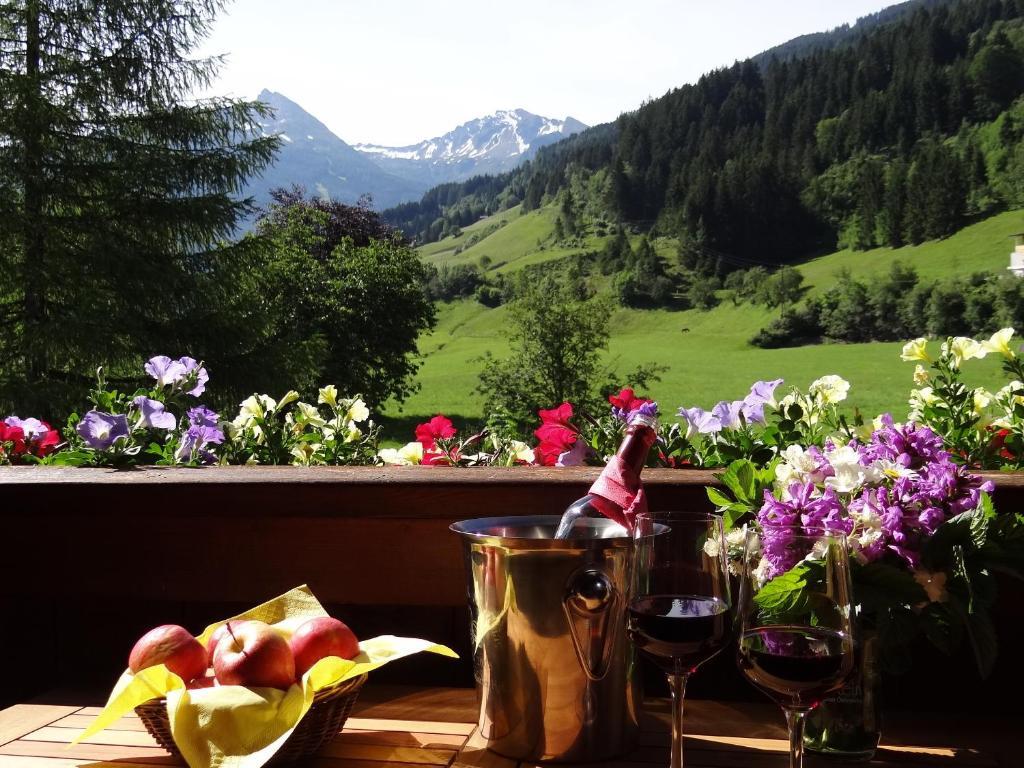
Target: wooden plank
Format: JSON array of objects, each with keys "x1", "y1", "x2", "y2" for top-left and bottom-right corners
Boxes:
[
  {"x1": 451, "y1": 728, "x2": 517, "y2": 768},
  {"x1": 303, "y1": 760, "x2": 456, "y2": 768},
  {"x1": 0, "y1": 705, "x2": 79, "y2": 746},
  {"x1": 339, "y1": 729, "x2": 470, "y2": 748},
  {"x1": 25, "y1": 724, "x2": 159, "y2": 747},
  {"x1": 50, "y1": 712, "x2": 148, "y2": 731},
  {"x1": 0, "y1": 758, "x2": 180, "y2": 768},
  {"x1": 346, "y1": 717, "x2": 476, "y2": 736},
  {"x1": 316, "y1": 741, "x2": 455, "y2": 765},
  {"x1": 0, "y1": 738, "x2": 176, "y2": 763}
]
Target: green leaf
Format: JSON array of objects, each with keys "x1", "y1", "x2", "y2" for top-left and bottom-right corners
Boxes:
[
  {"x1": 852, "y1": 562, "x2": 927, "y2": 614},
  {"x1": 923, "y1": 506, "x2": 988, "y2": 570},
  {"x1": 963, "y1": 608, "x2": 998, "y2": 679},
  {"x1": 754, "y1": 561, "x2": 821, "y2": 618},
  {"x1": 876, "y1": 606, "x2": 920, "y2": 675},
  {"x1": 920, "y1": 602, "x2": 963, "y2": 656},
  {"x1": 718, "y1": 459, "x2": 757, "y2": 502},
  {"x1": 705, "y1": 487, "x2": 733, "y2": 509}
]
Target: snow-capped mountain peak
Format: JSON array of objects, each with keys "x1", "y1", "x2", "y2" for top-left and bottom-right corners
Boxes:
[
  {"x1": 354, "y1": 109, "x2": 587, "y2": 180},
  {"x1": 243, "y1": 91, "x2": 587, "y2": 210}
]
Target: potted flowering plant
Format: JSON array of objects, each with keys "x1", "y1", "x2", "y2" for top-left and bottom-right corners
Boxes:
[{"x1": 703, "y1": 375, "x2": 1024, "y2": 755}]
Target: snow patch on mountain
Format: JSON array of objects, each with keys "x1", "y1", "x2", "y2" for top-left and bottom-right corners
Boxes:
[{"x1": 353, "y1": 108, "x2": 587, "y2": 181}]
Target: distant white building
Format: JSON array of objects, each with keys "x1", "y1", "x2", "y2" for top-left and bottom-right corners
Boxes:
[{"x1": 1009, "y1": 233, "x2": 1024, "y2": 278}]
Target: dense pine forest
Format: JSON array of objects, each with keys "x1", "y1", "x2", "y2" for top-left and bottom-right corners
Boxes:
[{"x1": 387, "y1": 0, "x2": 1024, "y2": 268}]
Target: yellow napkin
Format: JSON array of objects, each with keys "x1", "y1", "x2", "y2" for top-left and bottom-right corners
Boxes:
[{"x1": 75, "y1": 585, "x2": 458, "y2": 768}]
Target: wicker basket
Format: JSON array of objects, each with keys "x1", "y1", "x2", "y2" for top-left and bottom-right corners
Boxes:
[{"x1": 136, "y1": 673, "x2": 367, "y2": 766}]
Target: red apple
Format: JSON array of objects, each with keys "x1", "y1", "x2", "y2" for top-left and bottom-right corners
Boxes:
[
  {"x1": 187, "y1": 671, "x2": 217, "y2": 690},
  {"x1": 289, "y1": 617, "x2": 360, "y2": 677},
  {"x1": 128, "y1": 625, "x2": 207, "y2": 683},
  {"x1": 205, "y1": 621, "x2": 237, "y2": 666},
  {"x1": 212, "y1": 620, "x2": 295, "y2": 690}
]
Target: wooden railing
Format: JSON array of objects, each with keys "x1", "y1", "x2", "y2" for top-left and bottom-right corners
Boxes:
[{"x1": 3, "y1": 466, "x2": 1022, "y2": 711}]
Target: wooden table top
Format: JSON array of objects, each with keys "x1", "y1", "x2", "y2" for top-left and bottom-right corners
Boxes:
[{"x1": 0, "y1": 686, "x2": 1012, "y2": 767}]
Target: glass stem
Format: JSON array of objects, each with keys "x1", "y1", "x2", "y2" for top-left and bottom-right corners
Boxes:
[
  {"x1": 784, "y1": 709, "x2": 807, "y2": 768},
  {"x1": 667, "y1": 673, "x2": 688, "y2": 768}
]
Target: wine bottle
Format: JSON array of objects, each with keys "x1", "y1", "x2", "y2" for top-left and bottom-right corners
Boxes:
[{"x1": 554, "y1": 412, "x2": 658, "y2": 538}]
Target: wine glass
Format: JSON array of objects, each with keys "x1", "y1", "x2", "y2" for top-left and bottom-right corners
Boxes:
[
  {"x1": 735, "y1": 526, "x2": 855, "y2": 768},
  {"x1": 629, "y1": 511, "x2": 732, "y2": 768}
]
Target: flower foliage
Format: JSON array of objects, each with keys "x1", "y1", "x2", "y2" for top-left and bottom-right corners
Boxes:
[
  {"x1": 221, "y1": 386, "x2": 379, "y2": 466},
  {"x1": 901, "y1": 328, "x2": 1024, "y2": 468}
]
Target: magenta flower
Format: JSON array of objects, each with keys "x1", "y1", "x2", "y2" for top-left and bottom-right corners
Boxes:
[{"x1": 76, "y1": 411, "x2": 129, "y2": 451}]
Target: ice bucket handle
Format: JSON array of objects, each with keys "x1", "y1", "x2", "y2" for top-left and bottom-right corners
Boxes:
[{"x1": 563, "y1": 567, "x2": 622, "y2": 682}]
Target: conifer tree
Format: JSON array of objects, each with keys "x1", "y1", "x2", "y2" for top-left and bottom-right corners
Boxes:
[{"x1": 0, "y1": 0, "x2": 279, "y2": 414}]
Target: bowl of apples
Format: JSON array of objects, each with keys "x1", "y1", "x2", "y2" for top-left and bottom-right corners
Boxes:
[{"x1": 129, "y1": 615, "x2": 364, "y2": 765}]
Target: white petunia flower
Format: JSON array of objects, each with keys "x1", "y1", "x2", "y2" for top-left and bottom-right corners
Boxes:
[
  {"x1": 317, "y1": 385, "x2": 338, "y2": 407},
  {"x1": 809, "y1": 375, "x2": 850, "y2": 405},
  {"x1": 941, "y1": 337, "x2": 983, "y2": 368},
  {"x1": 296, "y1": 401, "x2": 326, "y2": 427},
  {"x1": 344, "y1": 398, "x2": 370, "y2": 423},
  {"x1": 510, "y1": 440, "x2": 535, "y2": 464},
  {"x1": 901, "y1": 338, "x2": 930, "y2": 362},
  {"x1": 981, "y1": 328, "x2": 1016, "y2": 360},
  {"x1": 378, "y1": 441, "x2": 423, "y2": 466},
  {"x1": 913, "y1": 365, "x2": 930, "y2": 386}
]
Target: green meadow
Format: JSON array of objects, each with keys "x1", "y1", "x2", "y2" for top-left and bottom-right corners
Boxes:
[{"x1": 383, "y1": 208, "x2": 1024, "y2": 438}]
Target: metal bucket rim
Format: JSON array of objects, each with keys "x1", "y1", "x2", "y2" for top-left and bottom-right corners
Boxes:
[{"x1": 449, "y1": 514, "x2": 631, "y2": 548}]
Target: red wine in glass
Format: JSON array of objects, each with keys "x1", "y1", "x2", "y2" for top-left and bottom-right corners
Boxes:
[
  {"x1": 629, "y1": 511, "x2": 732, "y2": 768},
  {"x1": 738, "y1": 626, "x2": 851, "y2": 710},
  {"x1": 627, "y1": 594, "x2": 732, "y2": 675}
]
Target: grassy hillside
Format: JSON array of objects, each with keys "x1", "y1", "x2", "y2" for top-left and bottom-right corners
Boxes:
[{"x1": 383, "y1": 208, "x2": 1023, "y2": 436}]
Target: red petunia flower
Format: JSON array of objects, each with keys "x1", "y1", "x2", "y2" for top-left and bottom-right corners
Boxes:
[
  {"x1": 533, "y1": 402, "x2": 580, "y2": 466},
  {"x1": 0, "y1": 423, "x2": 27, "y2": 459},
  {"x1": 33, "y1": 423, "x2": 61, "y2": 457},
  {"x1": 609, "y1": 387, "x2": 653, "y2": 414},
  {"x1": 415, "y1": 415, "x2": 457, "y2": 449},
  {"x1": 413, "y1": 414, "x2": 459, "y2": 466}
]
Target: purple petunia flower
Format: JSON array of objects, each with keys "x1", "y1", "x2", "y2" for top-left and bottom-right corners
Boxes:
[
  {"x1": 712, "y1": 400, "x2": 746, "y2": 430},
  {"x1": 678, "y1": 406, "x2": 722, "y2": 438},
  {"x1": 742, "y1": 379, "x2": 784, "y2": 424},
  {"x1": 4, "y1": 416, "x2": 47, "y2": 439},
  {"x1": 175, "y1": 423, "x2": 225, "y2": 464},
  {"x1": 145, "y1": 356, "x2": 187, "y2": 388},
  {"x1": 145, "y1": 355, "x2": 209, "y2": 397},
  {"x1": 187, "y1": 405, "x2": 220, "y2": 428},
  {"x1": 132, "y1": 396, "x2": 177, "y2": 430},
  {"x1": 76, "y1": 411, "x2": 129, "y2": 451},
  {"x1": 178, "y1": 357, "x2": 209, "y2": 397}
]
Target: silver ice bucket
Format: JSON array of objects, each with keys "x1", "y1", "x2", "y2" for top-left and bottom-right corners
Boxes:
[{"x1": 450, "y1": 515, "x2": 639, "y2": 762}]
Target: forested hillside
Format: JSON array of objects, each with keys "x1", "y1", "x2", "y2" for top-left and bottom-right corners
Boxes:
[{"x1": 388, "y1": 0, "x2": 1024, "y2": 268}]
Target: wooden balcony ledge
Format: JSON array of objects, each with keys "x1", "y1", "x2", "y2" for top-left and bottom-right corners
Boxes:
[
  {"x1": 3, "y1": 466, "x2": 1023, "y2": 718},
  {"x1": 0, "y1": 685, "x2": 1014, "y2": 767}
]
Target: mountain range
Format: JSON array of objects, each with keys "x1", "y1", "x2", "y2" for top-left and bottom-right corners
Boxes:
[
  {"x1": 355, "y1": 110, "x2": 587, "y2": 187},
  {"x1": 247, "y1": 90, "x2": 586, "y2": 210}
]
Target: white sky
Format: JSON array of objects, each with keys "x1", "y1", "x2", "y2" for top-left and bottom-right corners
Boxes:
[{"x1": 198, "y1": 0, "x2": 896, "y2": 146}]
